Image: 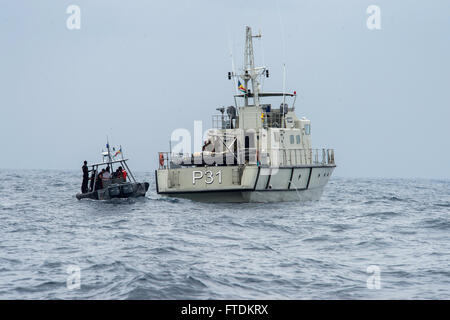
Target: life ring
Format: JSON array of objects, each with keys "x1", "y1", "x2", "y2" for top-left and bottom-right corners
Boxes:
[{"x1": 159, "y1": 153, "x2": 164, "y2": 167}]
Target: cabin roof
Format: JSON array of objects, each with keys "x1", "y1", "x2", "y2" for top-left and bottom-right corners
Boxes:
[{"x1": 234, "y1": 92, "x2": 296, "y2": 98}]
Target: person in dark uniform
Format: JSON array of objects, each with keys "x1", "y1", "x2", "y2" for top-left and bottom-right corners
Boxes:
[
  {"x1": 81, "y1": 161, "x2": 89, "y2": 193},
  {"x1": 89, "y1": 169, "x2": 96, "y2": 192},
  {"x1": 95, "y1": 170, "x2": 104, "y2": 191}
]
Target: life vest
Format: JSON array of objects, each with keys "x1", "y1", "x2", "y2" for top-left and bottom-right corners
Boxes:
[
  {"x1": 159, "y1": 153, "x2": 164, "y2": 167},
  {"x1": 122, "y1": 170, "x2": 127, "y2": 181}
]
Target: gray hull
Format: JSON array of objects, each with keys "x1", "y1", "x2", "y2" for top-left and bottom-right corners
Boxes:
[
  {"x1": 161, "y1": 186, "x2": 325, "y2": 203},
  {"x1": 157, "y1": 165, "x2": 334, "y2": 203},
  {"x1": 76, "y1": 182, "x2": 149, "y2": 200}
]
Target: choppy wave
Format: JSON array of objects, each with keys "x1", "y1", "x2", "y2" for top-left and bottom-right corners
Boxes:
[{"x1": 0, "y1": 169, "x2": 449, "y2": 299}]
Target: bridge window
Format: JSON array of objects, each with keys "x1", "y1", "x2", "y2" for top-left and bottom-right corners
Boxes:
[
  {"x1": 296, "y1": 135, "x2": 301, "y2": 144},
  {"x1": 305, "y1": 124, "x2": 311, "y2": 135},
  {"x1": 290, "y1": 135, "x2": 294, "y2": 144}
]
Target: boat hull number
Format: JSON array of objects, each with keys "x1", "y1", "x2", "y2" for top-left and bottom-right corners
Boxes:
[{"x1": 192, "y1": 170, "x2": 222, "y2": 185}]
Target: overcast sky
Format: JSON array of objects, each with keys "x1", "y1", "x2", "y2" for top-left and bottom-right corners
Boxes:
[{"x1": 1, "y1": 0, "x2": 449, "y2": 179}]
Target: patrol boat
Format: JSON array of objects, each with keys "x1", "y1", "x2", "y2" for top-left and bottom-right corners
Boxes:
[
  {"x1": 155, "y1": 26, "x2": 336, "y2": 202},
  {"x1": 76, "y1": 144, "x2": 149, "y2": 200}
]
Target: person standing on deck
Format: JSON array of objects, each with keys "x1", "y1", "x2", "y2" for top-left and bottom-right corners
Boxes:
[
  {"x1": 103, "y1": 166, "x2": 111, "y2": 180},
  {"x1": 95, "y1": 170, "x2": 104, "y2": 191},
  {"x1": 81, "y1": 161, "x2": 89, "y2": 193},
  {"x1": 89, "y1": 169, "x2": 96, "y2": 192}
]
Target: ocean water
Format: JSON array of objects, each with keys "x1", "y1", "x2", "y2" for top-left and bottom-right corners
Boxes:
[{"x1": 0, "y1": 169, "x2": 448, "y2": 300}]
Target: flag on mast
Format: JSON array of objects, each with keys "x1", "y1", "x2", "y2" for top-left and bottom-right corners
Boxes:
[
  {"x1": 238, "y1": 80, "x2": 246, "y2": 93},
  {"x1": 114, "y1": 147, "x2": 122, "y2": 158}
]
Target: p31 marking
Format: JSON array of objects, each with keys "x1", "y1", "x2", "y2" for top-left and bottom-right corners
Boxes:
[{"x1": 192, "y1": 170, "x2": 222, "y2": 185}]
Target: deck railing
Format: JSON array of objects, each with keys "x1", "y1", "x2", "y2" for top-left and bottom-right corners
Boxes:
[
  {"x1": 212, "y1": 114, "x2": 232, "y2": 129},
  {"x1": 273, "y1": 148, "x2": 335, "y2": 166},
  {"x1": 158, "y1": 149, "x2": 335, "y2": 169}
]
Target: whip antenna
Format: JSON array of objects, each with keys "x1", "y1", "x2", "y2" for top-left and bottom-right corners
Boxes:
[{"x1": 227, "y1": 32, "x2": 238, "y2": 95}]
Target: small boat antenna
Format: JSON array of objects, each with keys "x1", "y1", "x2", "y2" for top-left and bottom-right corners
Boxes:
[
  {"x1": 282, "y1": 63, "x2": 286, "y2": 106},
  {"x1": 106, "y1": 136, "x2": 115, "y2": 172},
  {"x1": 106, "y1": 136, "x2": 112, "y2": 162},
  {"x1": 277, "y1": 0, "x2": 288, "y2": 127},
  {"x1": 227, "y1": 32, "x2": 238, "y2": 96}
]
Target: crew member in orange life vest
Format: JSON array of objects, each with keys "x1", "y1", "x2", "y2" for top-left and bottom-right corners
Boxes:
[{"x1": 115, "y1": 166, "x2": 127, "y2": 181}]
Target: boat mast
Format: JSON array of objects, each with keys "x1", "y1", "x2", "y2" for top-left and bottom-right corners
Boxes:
[
  {"x1": 243, "y1": 26, "x2": 261, "y2": 107},
  {"x1": 106, "y1": 137, "x2": 114, "y2": 172}
]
